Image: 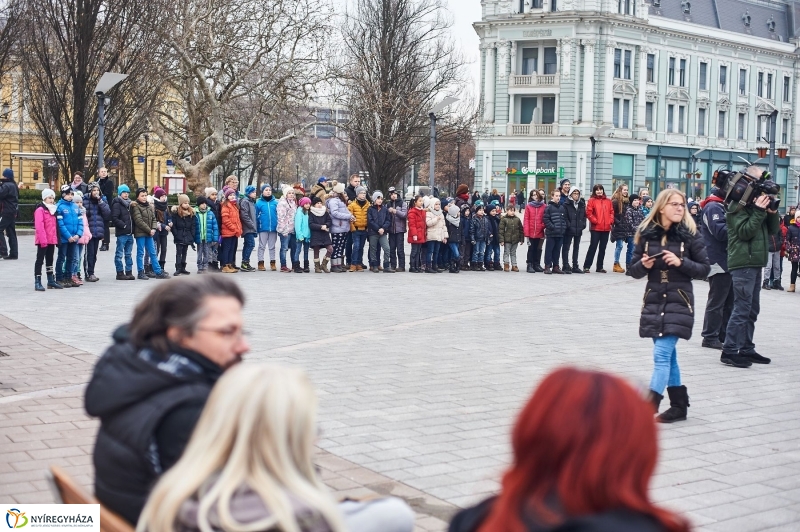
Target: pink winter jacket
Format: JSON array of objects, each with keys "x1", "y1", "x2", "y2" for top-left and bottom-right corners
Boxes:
[
  {"x1": 77, "y1": 211, "x2": 92, "y2": 244},
  {"x1": 34, "y1": 204, "x2": 58, "y2": 247}
]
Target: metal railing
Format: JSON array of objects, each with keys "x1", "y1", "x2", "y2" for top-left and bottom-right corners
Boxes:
[{"x1": 507, "y1": 123, "x2": 558, "y2": 136}]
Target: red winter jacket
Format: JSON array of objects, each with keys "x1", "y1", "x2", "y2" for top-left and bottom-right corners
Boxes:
[
  {"x1": 407, "y1": 207, "x2": 427, "y2": 244},
  {"x1": 586, "y1": 194, "x2": 614, "y2": 232},
  {"x1": 221, "y1": 201, "x2": 243, "y2": 238},
  {"x1": 523, "y1": 202, "x2": 546, "y2": 239}
]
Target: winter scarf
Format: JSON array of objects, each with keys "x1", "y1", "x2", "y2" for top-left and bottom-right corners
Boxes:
[
  {"x1": 310, "y1": 205, "x2": 326, "y2": 217},
  {"x1": 44, "y1": 202, "x2": 57, "y2": 215},
  {"x1": 118, "y1": 196, "x2": 132, "y2": 210},
  {"x1": 446, "y1": 211, "x2": 460, "y2": 227}
]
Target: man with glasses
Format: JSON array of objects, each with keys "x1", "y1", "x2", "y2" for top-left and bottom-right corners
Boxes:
[
  {"x1": 85, "y1": 276, "x2": 250, "y2": 524},
  {"x1": 720, "y1": 166, "x2": 781, "y2": 368}
]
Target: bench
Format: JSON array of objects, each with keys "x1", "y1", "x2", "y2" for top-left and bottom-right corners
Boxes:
[{"x1": 47, "y1": 465, "x2": 134, "y2": 532}]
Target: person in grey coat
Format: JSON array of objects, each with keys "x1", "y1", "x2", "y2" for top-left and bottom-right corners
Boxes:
[
  {"x1": 386, "y1": 187, "x2": 408, "y2": 271},
  {"x1": 239, "y1": 186, "x2": 258, "y2": 272}
]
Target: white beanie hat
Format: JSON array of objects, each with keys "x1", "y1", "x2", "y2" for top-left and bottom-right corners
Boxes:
[
  {"x1": 41, "y1": 188, "x2": 55, "y2": 201},
  {"x1": 423, "y1": 196, "x2": 433, "y2": 209}
]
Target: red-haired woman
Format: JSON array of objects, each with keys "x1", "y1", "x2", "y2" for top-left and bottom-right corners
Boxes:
[{"x1": 449, "y1": 368, "x2": 689, "y2": 532}]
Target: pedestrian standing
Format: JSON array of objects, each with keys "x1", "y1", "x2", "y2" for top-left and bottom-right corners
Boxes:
[
  {"x1": 293, "y1": 197, "x2": 311, "y2": 273},
  {"x1": 171, "y1": 194, "x2": 196, "y2": 276},
  {"x1": 83, "y1": 183, "x2": 110, "y2": 282},
  {"x1": 499, "y1": 204, "x2": 524, "y2": 272},
  {"x1": 642, "y1": 196, "x2": 653, "y2": 218},
  {"x1": 630, "y1": 189, "x2": 710, "y2": 423},
  {"x1": 255, "y1": 184, "x2": 278, "y2": 271},
  {"x1": 111, "y1": 185, "x2": 135, "y2": 280},
  {"x1": 444, "y1": 204, "x2": 463, "y2": 273},
  {"x1": 326, "y1": 183, "x2": 352, "y2": 273},
  {"x1": 152, "y1": 187, "x2": 172, "y2": 275},
  {"x1": 557, "y1": 179, "x2": 571, "y2": 205},
  {"x1": 543, "y1": 189, "x2": 566, "y2": 274},
  {"x1": 73, "y1": 191, "x2": 92, "y2": 284},
  {"x1": 0, "y1": 167, "x2": 18, "y2": 260},
  {"x1": 344, "y1": 173, "x2": 361, "y2": 268},
  {"x1": 193, "y1": 196, "x2": 218, "y2": 274},
  {"x1": 424, "y1": 196, "x2": 446, "y2": 274},
  {"x1": 562, "y1": 186, "x2": 586, "y2": 274},
  {"x1": 55, "y1": 185, "x2": 83, "y2": 287},
  {"x1": 239, "y1": 185, "x2": 258, "y2": 272},
  {"x1": 524, "y1": 190, "x2": 546, "y2": 273},
  {"x1": 309, "y1": 196, "x2": 333, "y2": 273},
  {"x1": 69, "y1": 171, "x2": 89, "y2": 195},
  {"x1": 459, "y1": 204, "x2": 473, "y2": 271},
  {"x1": 623, "y1": 194, "x2": 645, "y2": 276},
  {"x1": 484, "y1": 205, "x2": 502, "y2": 271},
  {"x1": 470, "y1": 203, "x2": 489, "y2": 271},
  {"x1": 367, "y1": 191, "x2": 392, "y2": 273},
  {"x1": 96, "y1": 166, "x2": 115, "y2": 251},
  {"x1": 347, "y1": 186, "x2": 370, "y2": 271},
  {"x1": 763, "y1": 220, "x2": 785, "y2": 290},
  {"x1": 583, "y1": 184, "x2": 614, "y2": 273},
  {"x1": 204, "y1": 187, "x2": 221, "y2": 271},
  {"x1": 131, "y1": 188, "x2": 170, "y2": 280},
  {"x1": 407, "y1": 195, "x2": 427, "y2": 273},
  {"x1": 33, "y1": 188, "x2": 61, "y2": 290},
  {"x1": 276, "y1": 187, "x2": 297, "y2": 272},
  {"x1": 786, "y1": 213, "x2": 799, "y2": 292},
  {"x1": 700, "y1": 187, "x2": 733, "y2": 350},
  {"x1": 220, "y1": 188, "x2": 243, "y2": 273},
  {"x1": 611, "y1": 184, "x2": 632, "y2": 273},
  {"x1": 387, "y1": 187, "x2": 408, "y2": 271}
]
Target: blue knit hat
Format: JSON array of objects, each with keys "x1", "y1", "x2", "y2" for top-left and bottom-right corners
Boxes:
[
  {"x1": 2, "y1": 168, "x2": 13, "y2": 180},
  {"x1": 245, "y1": 185, "x2": 256, "y2": 196},
  {"x1": 317, "y1": 176, "x2": 328, "y2": 185},
  {"x1": 118, "y1": 184, "x2": 130, "y2": 195}
]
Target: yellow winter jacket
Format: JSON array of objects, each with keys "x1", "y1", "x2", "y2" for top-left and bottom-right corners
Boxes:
[{"x1": 348, "y1": 199, "x2": 371, "y2": 231}]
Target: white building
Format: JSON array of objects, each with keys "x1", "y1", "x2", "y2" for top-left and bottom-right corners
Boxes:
[{"x1": 474, "y1": 0, "x2": 800, "y2": 208}]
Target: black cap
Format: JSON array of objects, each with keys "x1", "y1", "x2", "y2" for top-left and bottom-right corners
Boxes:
[{"x1": 136, "y1": 187, "x2": 147, "y2": 197}]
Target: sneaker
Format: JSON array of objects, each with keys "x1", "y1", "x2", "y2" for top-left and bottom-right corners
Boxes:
[
  {"x1": 762, "y1": 281, "x2": 771, "y2": 290},
  {"x1": 701, "y1": 338, "x2": 724, "y2": 350},
  {"x1": 596, "y1": 268, "x2": 607, "y2": 273},
  {"x1": 280, "y1": 266, "x2": 290, "y2": 272},
  {"x1": 720, "y1": 352, "x2": 752, "y2": 368},
  {"x1": 138, "y1": 271, "x2": 149, "y2": 280},
  {"x1": 155, "y1": 271, "x2": 170, "y2": 279},
  {"x1": 86, "y1": 275, "x2": 99, "y2": 282},
  {"x1": 583, "y1": 268, "x2": 591, "y2": 274},
  {"x1": 740, "y1": 352, "x2": 771, "y2": 364}
]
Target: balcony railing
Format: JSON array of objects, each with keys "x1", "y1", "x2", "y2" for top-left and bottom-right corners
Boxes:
[
  {"x1": 507, "y1": 123, "x2": 558, "y2": 136},
  {"x1": 510, "y1": 74, "x2": 559, "y2": 88}
]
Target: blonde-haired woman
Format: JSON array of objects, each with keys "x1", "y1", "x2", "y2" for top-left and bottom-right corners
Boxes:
[
  {"x1": 629, "y1": 189, "x2": 710, "y2": 424},
  {"x1": 138, "y1": 364, "x2": 414, "y2": 532}
]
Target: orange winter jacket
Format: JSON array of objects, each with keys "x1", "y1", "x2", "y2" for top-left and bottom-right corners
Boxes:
[
  {"x1": 348, "y1": 199, "x2": 370, "y2": 231},
  {"x1": 221, "y1": 201, "x2": 243, "y2": 237}
]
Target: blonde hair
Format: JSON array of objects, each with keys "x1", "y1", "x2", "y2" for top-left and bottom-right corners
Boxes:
[
  {"x1": 224, "y1": 175, "x2": 238, "y2": 186},
  {"x1": 635, "y1": 189, "x2": 696, "y2": 245},
  {"x1": 137, "y1": 364, "x2": 345, "y2": 532}
]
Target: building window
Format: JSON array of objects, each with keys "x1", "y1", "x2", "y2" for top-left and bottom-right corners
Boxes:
[
  {"x1": 316, "y1": 109, "x2": 335, "y2": 138},
  {"x1": 718, "y1": 111, "x2": 726, "y2": 138},
  {"x1": 542, "y1": 96, "x2": 556, "y2": 123},
  {"x1": 767, "y1": 73, "x2": 773, "y2": 99},
  {"x1": 645, "y1": 102, "x2": 654, "y2": 131},
  {"x1": 624, "y1": 50, "x2": 631, "y2": 79},
  {"x1": 520, "y1": 97, "x2": 537, "y2": 124},
  {"x1": 667, "y1": 104, "x2": 674, "y2": 133},
  {"x1": 537, "y1": 151, "x2": 558, "y2": 170},
  {"x1": 699, "y1": 62, "x2": 707, "y2": 91},
  {"x1": 784, "y1": 76, "x2": 791, "y2": 102},
  {"x1": 522, "y1": 48, "x2": 538, "y2": 75},
  {"x1": 647, "y1": 54, "x2": 655, "y2": 83},
  {"x1": 678, "y1": 105, "x2": 685, "y2": 134},
  {"x1": 614, "y1": 49, "x2": 621, "y2": 78},
  {"x1": 612, "y1": 154, "x2": 634, "y2": 190},
  {"x1": 679, "y1": 59, "x2": 686, "y2": 87},
  {"x1": 508, "y1": 150, "x2": 528, "y2": 171},
  {"x1": 551, "y1": 0, "x2": 557, "y2": 11},
  {"x1": 739, "y1": 69, "x2": 747, "y2": 95},
  {"x1": 618, "y1": 0, "x2": 634, "y2": 15},
  {"x1": 698, "y1": 108, "x2": 706, "y2": 136},
  {"x1": 737, "y1": 113, "x2": 746, "y2": 140},
  {"x1": 623, "y1": 99, "x2": 630, "y2": 128},
  {"x1": 782, "y1": 118, "x2": 789, "y2": 144},
  {"x1": 759, "y1": 116, "x2": 767, "y2": 139},
  {"x1": 613, "y1": 98, "x2": 620, "y2": 127},
  {"x1": 719, "y1": 66, "x2": 727, "y2": 94},
  {"x1": 543, "y1": 47, "x2": 557, "y2": 75},
  {"x1": 758, "y1": 72, "x2": 763, "y2": 97},
  {"x1": 532, "y1": 0, "x2": 543, "y2": 7},
  {"x1": 668, "y1": 57, "x2": 675, "y2": 85}
]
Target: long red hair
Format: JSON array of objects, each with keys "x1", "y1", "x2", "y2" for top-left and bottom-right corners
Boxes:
[{"x1": 479, "y1": 368, "x2": 689, "y2": 532}]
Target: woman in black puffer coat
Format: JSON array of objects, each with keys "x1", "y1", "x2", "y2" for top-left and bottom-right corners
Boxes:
[{"x1": 629, "y1": 189, "x2": 709, "y2": 424}]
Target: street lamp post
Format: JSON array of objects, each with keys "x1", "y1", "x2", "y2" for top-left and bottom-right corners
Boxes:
[
  {"x1": 93, "y1": 72, "x2": 128, "y2": 169},
  {"x1": 589, "y1": 125, "x2": 611, "y2": 190},
  {"x1": 143, "y1": 133, "x2": 149, "y2": 190},
  {"x1": 456, "y1": 136, "x2": 462, "y2": 186}
]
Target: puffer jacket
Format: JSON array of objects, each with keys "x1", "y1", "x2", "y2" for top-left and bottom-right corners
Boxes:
[
  {"x1": 153, "y1": 198, "x2": 172, "y2": 237},
  {"x1": 368, "y1": 204, "x2": 392, "y2": 236},
  {"x1": 239, "y1": 197, "x2": 257, "y2": 234},
  {"x1": 34, "y1": 203, "x2": 58, "y2": 246},
  {"x1": 348, "y1": 199, "x2": 370, "y2": 231},
  {"x1": 111, "y1": 197, "x2": 133, "y2": 236},
  {"x1": 487, "y1": 213, "x2": 500, "y2": 245},
  {"x1": 327, "y1": 197, "x2": 352, "y2": 234},
  {"x1": 84, "y1": 196, "x2": 111, "y2": 239},
  {"x1": 543, "y1": 200, "x2": 567, "y2": 237},
  {"x1": 294, "y1": 209, "x2": 311, "y2": 242},
  {"x1": 425, "y1": 210, "x2": 447, "y2": 242},
  {"x1": 470, "y1": 215, "x2": 490, "y2": 243},
  {"x1": 308, "y1": 210, "x2": 333, "y2": 247},
  {"x1": 276, "y1": 197, "x2": 297, "y2": 235},
  {"x1": 498, "y1": 214, "x2": 524, "y2": 245},
  {"x1": 387, "y1": 198, "x2": 408, "y2": 234},
  {"x1": 459, "y1": 210, "x2": 472, "y2": 244},
  {"x1": 563, "y1": 197, "x2": 587, "y2": 235},
  {"x1": 0, "y1": 177, "x2": 18, "y2": 216},
  {"x1": 586, "y1": 194, "x2": 614, "y2": 232},
  {"x1": 255, "y1": 195, "x2": 278, "y2": 232},
  {"x1": 629, "y1": 223, "x2": 711, "y2": 340},
  {"x1": 726, "y1": 202, "x2": 781, "y2": 271},
  {"x1": 624, "y1": 206, "x2": 645, "y2": 236},
  {"x1": 523, "y1": 201, "x2": 546, "y2": 239},
  {"x1": 77, "y1": 210, "x2": 92, "y2": 244},
  {"x1": 446, "y1": 216, "x2": 463, "y2": 243},
  {"x1": 407, "y1": 207, "x2": 427, "y2": 244},
  {"x1": 221, "y1": 201, "x2": 243, "y2": 238},
  {"x1": 130, "y1": 199, "x2": 157, "y2": 238},
  {"x1": 56, "y1": 198, "x2": 84, "y2": 243},
  {"x1": 194, "y1": 207, "x2": 219, "y2": 244},
  {"x1": 171, "y1": 206, "x2": 197, "y2": 246},
  {"x1": 611, "y1": 197, "x2": 632, "y2": 241}
]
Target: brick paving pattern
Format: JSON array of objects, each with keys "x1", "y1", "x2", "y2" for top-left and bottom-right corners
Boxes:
[{"x1": 1, "y1": 234, "x2": 799, "y2": 531}]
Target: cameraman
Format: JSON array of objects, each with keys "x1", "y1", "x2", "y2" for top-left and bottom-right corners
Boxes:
[
  {"x1": 700, "y1": 187, "x2": 733, "y2": 351},
  {"x1": 721, "y1": 166, "x2": 781, "y2": 368}
]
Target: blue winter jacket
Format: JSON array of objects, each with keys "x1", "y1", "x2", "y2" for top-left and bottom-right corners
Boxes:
[
  {"x1": 194, "y1": 207, "x2": 219, "y2": 244},
  {"x1": 56, "y1": 198, "x2": 84, "y2": 243},
  {"x1": 84, "y1": 197, "x2": 111, "y2": 239},
  {"x1": 255, "y1": 196, "x2": 278, "y2": 232},
  {"x1": 367, "y1": 204, "x2": 392, "y2": 236},
  {"x1": 700, "y1": 196, "x2": 728, "y2": 272}
]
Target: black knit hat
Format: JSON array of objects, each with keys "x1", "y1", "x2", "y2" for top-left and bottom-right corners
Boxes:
[
  {"x1": 136, "y1": 187, "x2": 147, "y2": 197},
  {"x1": 196, "y1": 195, "x2": 207, "y2": 207},
  {"x1": 630, "y1": 194, "x2": 640, "y2": 203}
]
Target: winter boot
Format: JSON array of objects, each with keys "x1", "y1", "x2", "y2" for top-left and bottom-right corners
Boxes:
[
  {"x1": 145, "y1": 265, "x2": 156, "y2": 278},
  {"x1": 314, "y1": 260, "x2": 322, "y2": 273},
  {"x1": 116, "y1": 271, "x2": 127, "y2": 280},
  {"x1": 125, "y1": 270, "x2": 135, "y2": 280},
  {"x1": 788, "y1": 284, "x2": 796, "y2": 292},
  {"x1": 100, "y1": 243, "x2": 109, "y2": 251},
  {"x1": 486, "y1": 262, "x2": 494, "y2": 271},
  {"x1": 303, "y1": 261, "x2": 310, "y2": 273},
  {"x1": 155, "y1": 271, "x2": 170, "y2": 279},
  {"x1": 181, "y1": 263, "x2": 191, "y2": 275},
  {"x1": 211, "y1": 261, "x2": 221, "y2": 272},
  {"x1": 321, "y1": 257, "x2": 330, "y2": 273},
  {"x1": 772, "y1": 280, "x2": 784, "y2": 291},
  {"x1": 552, "y1": 266, "x2": 564, "y2": 274},
  {"x1": 138, "y1": 270, "x2": 149, "y2": 280},
  {"x1": 762, "y1": 280, "x2": 771, "y2": 290},
  {"x1": 544, "y1": 266, "x2": 552, "y2": 274},
  {"x1": 563, "y1": 265, "x2": 572, "y2": 274},
  {"x1": 258, "y1": 261, "x2": 266, "y2": 271},
  {"x1": 35, "y1": 275, "x2": 45, "y2": 292},
  {"x1": 46, "y1": 271, "x2": 63, "y2": 289},
  {"x1": 493, "y1": 262, "x2": 501, "y2": 272},
  {"x1": 647, "y1": 390, "x2": 663, "y2": 414},
  {"x1": 613, "y1": 262, "x2": 625, "y2": 273},
  {"x1": 656, "y1": 386, "x2": 689, "y2": 423},
  {"x1": 572, "y1": 266, "x2": 584, "y2": 274},
  {"x1": 533, "y1": 249, "x2": 544, "y2": 272},
  {"x1": 503, "y1": 262, "x2": 510, "y2": 272},
  {"x1": 511, "y1": 265, "x2": 519, "y2": 272},
  {"x1": 293, "y1": 262, "x2": 303, "y2": 273},
  {"x1": 174, "y1": 263, "x2": 183, "y2": 276},
  {"x1": 478, "y1": 262, "x2": 487, "y2": 271},
  {"x1": 527, "y1": 263, "x2": 535, "y2": 273},
  {"x1": 71, "y1": 274, "x2": 83, "y2": 286},
  {"x1": 270, "y1": 260, "x2": 276, "y2": 271}
]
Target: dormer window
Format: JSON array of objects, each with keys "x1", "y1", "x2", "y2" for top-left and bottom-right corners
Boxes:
[
  {"x1": 742, "y1": 11, "x2": 751, "y2": 27},
  {"x1": 653, "y1": 0, "x2": 661, "y2": 6},
  {"x1": 681, "y1": 0, "x2": 690, "y2": 14},
  {"x1": 767, "y1": 16, "x2": 776, "y2": 33}
]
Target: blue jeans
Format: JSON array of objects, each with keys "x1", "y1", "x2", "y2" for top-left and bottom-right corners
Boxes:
[
  {"x1": 649, "y1": 335, "x2": 681, "y2": 394},
  {"x1": 114, "y1": 234, "x2": 134, "y2": 273},
  {"x1": 615, "y1": 236, "x2": 634, "y2": 266},
  {"x1": 136, "y1": 236, "x2": 163, "y2": 274},
  {"x1": 73, "y1": 244, "x2": 84, "y2": 276},
  {"x1": 448, "y1": 242, "x2": 460, "y2": 261},
  {"x1": 472, "y1": 241, "x2": 486, "y2": 263},
  {"x1": 56, "y1": 242, "x2": 76, "y2": 280},
  {"x1": 425, "y1": 240, "x2": 441, "y2": 268},
  {"x1": 293, "y1": 239, "x2": 310, "y2": 264},
  {"x1": 242, "y1": 233, "x2": 256, "y2": 263},
  {"x1": 723, "y1": 267, "x2": 761, "y2": 355},
  {"x1": 485, "y1": 242, "x2": 500, "y2": 264},
  {"x1": 351, "y1": 230, "x2": 367, "y2": 266},
  {"x1": 279, "y1": 233, "x2": 296, "y2": 267}
]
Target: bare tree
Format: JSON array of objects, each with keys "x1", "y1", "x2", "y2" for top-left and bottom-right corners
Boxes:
[
  {"x1": 337, "y1": 0, "x2": 464, "y2": 193},
  {"x1": 0, "y1": 0, "x2": 21, "y2": 79},
  {"x1": 148, "y1": 0, "x2": 332, "y2": 194}
]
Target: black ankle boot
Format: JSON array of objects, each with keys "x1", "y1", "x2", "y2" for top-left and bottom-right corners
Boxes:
[
  {"x1": 656, "y1": 386, "x2": 689, "y2": 423},
  {"x1": 647, "y1": 390, "x2": 663, "y2": 414}
]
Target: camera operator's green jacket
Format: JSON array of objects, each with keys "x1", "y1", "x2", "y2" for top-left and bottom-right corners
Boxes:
[{"x1": 725, "y1": 202, "x2": 781, "y2": 271}]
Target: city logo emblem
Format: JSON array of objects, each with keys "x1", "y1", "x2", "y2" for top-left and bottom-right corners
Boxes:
[{"x1": 5, "y1": 509, "x2": 28, "y2": 529}]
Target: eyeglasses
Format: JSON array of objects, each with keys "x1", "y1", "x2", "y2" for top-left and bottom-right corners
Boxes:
[
  {"x1": 666, "y1": 202, "x2": 686, "y2": 210},
  {"x1": 196, "y1": 326, "x2": 251, "y2": 341}
]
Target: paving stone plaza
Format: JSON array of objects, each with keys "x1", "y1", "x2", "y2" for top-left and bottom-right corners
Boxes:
[{"x1": 1, "y1": 233, "x2": 799, "y2": 531}]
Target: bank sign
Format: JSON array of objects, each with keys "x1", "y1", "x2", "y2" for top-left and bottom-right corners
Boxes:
[
  {"x1": 4, "y1": 505, "x2": 99, "y2": 531},
  {"x1": 507, "y1": 167, "x2": 565, "y2": 179}
]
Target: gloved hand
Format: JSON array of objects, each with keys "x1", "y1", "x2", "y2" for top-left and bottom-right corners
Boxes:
[{"x1": 190, "y1": 243, "x2": 196, "y2": 251}]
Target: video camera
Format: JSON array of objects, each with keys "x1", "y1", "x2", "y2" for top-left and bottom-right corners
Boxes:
[{"x1": 715, "y1": 168, "x2": 781, "y2": 211}]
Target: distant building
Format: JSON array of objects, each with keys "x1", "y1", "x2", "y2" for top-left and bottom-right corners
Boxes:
[{"x1": 474, "y1": 0, "x2": 800, "y2": 207}]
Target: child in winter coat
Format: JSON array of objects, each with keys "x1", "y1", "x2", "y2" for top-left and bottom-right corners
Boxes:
[
  {"x1": 33, "y1": 188, "x2": 60, "y2": 291},
  {"x1": 239, "y1": 186, "x2": 258, "y2": 272},
  {"x1": 499, "y1": 205, "x2": 524, "y2": 272},
  {"x1": 308, "y1": 196, "x2": 334, "y2": 273},
  {"x1": 406, "y1": 195, "x2": 427, "y2": 273},
  {"x1": 460, "y1": 204, "x2": 473, "y2": 270},
  {"x1": 485, "y1": 205, "x2": 502, "y2": 271},
  {"x1": 220, "y1": 188, "x2": 243, "y2": 273},
  {"x1": 524, "y1": 191, "x2": 546, "y2": 273},
  {"x1": 584, "y1": 184, "x2": 615, "y2": 273},
  {"x1": 194, "y1": 196, "x2": 219, "y2": 274},
  {"x1": 55, "y1": 185, "x2": 84, "y2": 287},
  {"x1": 255, "y1": 184, "x2": 278, "y2": 271},
  {"x1": 347, "y1": 186, "x2": 371, "y2": 271},
  {"x1": 445, "y1": 204, "x2": 463, "y2": 273},
  {"x1": 624, "y1": 195, "x2": 646, "y2": 272},
  {"x1": 293, "y1": 197, "x2": 312, "y2": 273},
  {"x1": 543, "y1": 189, "x2": 567, "y2": 274},
  {"x1": 171, "y1": 194, "x2": 196, "y2": 276},
  {"x1": 787, "y1": 214, "x2": 800, "y2": 292},
  {"x1": 367, "y1": 191, "x2": 392, "y2": 272},
  {"x1": 73, "y1": 191, "x2": 92, "y2": 282},
  {"x1": 276, "y1": 187, "x2": 297, "y2": 272},
  {"x1": 152, "y1": 187, "x2": 172, "y2": 274},
  {"x1": 326, "y1": 185, "x2": 353, "y2": 273},
  {"x1": 83, "y1": 184, "x2": 110, "y2": 282},
  {"x1": 424, "y1": 196, "x2": 446, "y2": 273},
  {"x1": 470, "y1": 203, "x2": 490, "y2": 271}
]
